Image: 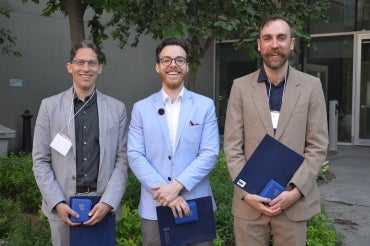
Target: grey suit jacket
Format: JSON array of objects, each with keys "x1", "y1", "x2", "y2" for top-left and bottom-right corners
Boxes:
[
  {"x1": 224, "y1": 66, "x2": 328, "y2": 221},
  {"x1": 32, "y1": 87, "x2": 129, "y2": 221}
]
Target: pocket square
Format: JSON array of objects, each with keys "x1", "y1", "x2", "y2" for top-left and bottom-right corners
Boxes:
[{"x1": 189, "y1": 121, "x2": 200, "y2": 126}]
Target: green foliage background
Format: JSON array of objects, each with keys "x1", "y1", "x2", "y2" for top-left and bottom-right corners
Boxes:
[{"x1": 0, "y1": 152, "x2": 342, "y2": 245}]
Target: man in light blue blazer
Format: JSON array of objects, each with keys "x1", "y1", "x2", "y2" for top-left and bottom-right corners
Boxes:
[
  {"x1": 128, "y1": 39, "x2": 219, "y2": 246},
  {"x1": 32, "y1": 40, "x2": 129, "y2": 245}
]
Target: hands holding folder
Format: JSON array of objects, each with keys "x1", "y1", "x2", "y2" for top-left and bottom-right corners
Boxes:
[{"x1": 234, "y1": 134, "x2": 304, "y2": 212}]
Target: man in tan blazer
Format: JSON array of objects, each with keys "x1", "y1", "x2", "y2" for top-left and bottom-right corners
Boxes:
[{"x1": 224, "y1": 14, "x2": 328, "y2": 246}]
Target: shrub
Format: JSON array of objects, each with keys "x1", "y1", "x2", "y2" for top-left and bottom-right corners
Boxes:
[
  {"x1": 0, "y1": 151, "x2": 343, "y2": 246},
  {"x1": 0, "y1": 152, "x2": 41, "y2": 213},
  {"x1": 116, "y1": 204, "x2": 142, "y2": 245},
  {"x1": 0, "y1": 197, "x2": 21, "y2": 238},
  {"x1": 307, "y1": 207, "x2": 344, "y2": 246},
  {"x1": 210, "y1": 151, "x2": 234, "y2": 245},
  {"x1": 0, "y1": 197, "x2": 51, "y2": 246}
]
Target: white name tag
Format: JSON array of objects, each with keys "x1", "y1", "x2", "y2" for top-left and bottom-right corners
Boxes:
[
  {"x1": 50, "y1": 133, "x2": 72, "y2": 156},
  {"x1": 271, "y1": 111, "x2": 280, "y2": 129}
]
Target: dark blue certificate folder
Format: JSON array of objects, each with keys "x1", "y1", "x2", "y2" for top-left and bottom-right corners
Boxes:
[
  {"x1": 70, "y1": 196, "x2": 115, "y2": 246},
  {"x1": 156, "y1": 196, "x2": 216, "y2": 246},
  {"x1": 234, "y1": 134, "x2": 304, "y2": 196}
]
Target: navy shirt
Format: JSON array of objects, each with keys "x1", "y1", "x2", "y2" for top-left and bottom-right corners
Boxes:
[{"x1": 257, "y1": 66, "x2": 289, "y2": 112}]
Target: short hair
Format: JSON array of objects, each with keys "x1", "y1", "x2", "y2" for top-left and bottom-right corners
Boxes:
[
  {"x1": 259, "y1": 14, "x2": 294, "y2": 37},
  {"x1": 69, "y1": 40, "x2": 101, "y2": 62},
  {"x1": 155, "y1": 39, "x2": 188, "y2": 63}
]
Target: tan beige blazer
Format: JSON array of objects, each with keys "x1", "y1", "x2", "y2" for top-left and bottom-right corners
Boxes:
[{"x1": 224, "y1": 66, "x2": 328, "y2": 221}]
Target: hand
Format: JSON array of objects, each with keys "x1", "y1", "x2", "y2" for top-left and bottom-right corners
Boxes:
[
  {"x1": 55, "y1": 202, "x2": 81, "y2": 226},
  {"x1": 167, "y1": 196, "x2": 190, "y2": 218},
  {"x1": 151, "y1": 180, "x2": 184, "y2": 206},
  {"x1": 268, "y1": 187, "x2": 302, "y2": 211},
  {"x1": 242, "y1": 193, "x2": 281, "y2": 216},
  {"x1": 83, "y1": 202, "x2": 113, "y2": 226}
]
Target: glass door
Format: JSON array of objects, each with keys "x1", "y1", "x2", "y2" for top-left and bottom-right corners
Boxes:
[{"x1": 354, "y1": 34, "x2": 370, "y2": 145}]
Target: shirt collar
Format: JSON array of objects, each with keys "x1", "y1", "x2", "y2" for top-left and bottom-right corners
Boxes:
[
  {"x1": 73, "y1": 88, "x2": 97, "y2": 103},
  {"x1": 161, "y1": 87, "x2": 184, "y2": 104},
  {"x1": 257, "y1": 65, "x2": 290, "y2": 84}
]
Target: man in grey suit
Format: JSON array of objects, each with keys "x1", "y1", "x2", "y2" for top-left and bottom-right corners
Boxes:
[
  {"x1": 224, "y1": 14, "x2": 328, "y2": 245},
  {"x1": 128, "y1": 39, "x2": 219, "y2": 245},
  {"x1": 32, "y1": 40, "x2": 129, "y2": 246}
]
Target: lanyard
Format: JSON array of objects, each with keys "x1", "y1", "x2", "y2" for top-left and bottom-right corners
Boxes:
[{"x1": 59, "y1": 90, "x2": 96, "y2": 136}]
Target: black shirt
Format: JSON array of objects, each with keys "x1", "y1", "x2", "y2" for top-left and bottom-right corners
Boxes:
[{"x1": 74, "y1": 90, "x2": 99, "y2": 188}]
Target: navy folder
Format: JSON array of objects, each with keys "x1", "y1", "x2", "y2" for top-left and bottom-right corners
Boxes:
[
  {"x1": 234, "y1": 134, "x2": 304, "y2": 195},
  {"x1": 156, "y1": 196, "x2": 216, "y2": 246},
  {"x1": 70, "y1": 196, "x2": 116, "y2": 246}
]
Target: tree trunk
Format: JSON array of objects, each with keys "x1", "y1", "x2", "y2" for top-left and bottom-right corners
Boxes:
[{"x1": 63, "y1": 0, "x2": 86, "y2": 47}]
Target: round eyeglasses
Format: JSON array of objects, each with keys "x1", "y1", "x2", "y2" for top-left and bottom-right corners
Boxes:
[{"x1": 158, "y1": 56, "x2": 187, "y2": 66}]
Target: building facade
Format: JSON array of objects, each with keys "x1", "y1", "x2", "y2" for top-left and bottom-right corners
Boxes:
[
  {"x1": 215, "y1": 0, "x2": 370, "y2": 146},
  {"x1": 1, "y1": 0, "x2": 370, "y2": 152}
]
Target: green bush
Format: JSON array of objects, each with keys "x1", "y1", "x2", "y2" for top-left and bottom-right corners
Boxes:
[
  {"x1": 116, "y1": 204, "x2": 142, "y2": 245},
  {"x1": 0, "y1": 197, "x2": 51, "y2": 246},
  {"x1": 0, "y1": 151, "x2": 343, "y2": 245},
  {"x1": 307, "y1": 207, "x2": 344, "y2": 246},
  {"x1": 0, "y1": 152, "x2": 41, "y2": 213},
  {"x1": 210, "y1": 151, "x2": 235, "y2": 245},
  {"x1": 0, "y1": 197, "x2": 21, "y2": 238}
]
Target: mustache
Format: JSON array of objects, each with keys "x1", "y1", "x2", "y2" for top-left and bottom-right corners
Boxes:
[{"x1": 269, "y1": 49, "x2": 284, "y2": 56}]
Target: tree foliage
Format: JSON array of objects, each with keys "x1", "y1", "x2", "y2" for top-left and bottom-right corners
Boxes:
[
  {"x1": 0, "y1": 6, "x2": 21, "y2": 56},
  {"x1": 22, "y1": 0, "x2": 330, "y2": 71},
  {"x1": 108, "y1": 0, "x2": 330, "y2": 73}
]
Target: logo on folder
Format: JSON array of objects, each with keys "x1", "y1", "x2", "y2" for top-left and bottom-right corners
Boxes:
[
  {"x1": 236, "y1": 179, "x2": 246, "y2": 188},
  {"x1": 78, "y1": 202, "x2": 86, "y2": 211}
]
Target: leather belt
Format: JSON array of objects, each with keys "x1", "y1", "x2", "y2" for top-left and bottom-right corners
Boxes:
[{"x1": 76, "y1": 186, "x2": 97, "y2": 193}]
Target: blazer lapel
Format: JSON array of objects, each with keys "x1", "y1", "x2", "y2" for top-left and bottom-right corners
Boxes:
[
  {"x1": 251, "y1": 80, "x2": 275, "y2": 136},
  {"x1": 275, "y1": 67, "x2": 301, "y2": 139},
  {"x1": 152, "y1": 92, "x2": 172, "y2": 153},
  {"x1": 62, "y1": 87, "x2": 76, "y2": 157},
  {"x1": 174, "y1": 89, "x2": 192, "y2": 151},
  {"x1": 97, "y1": 90, "x2": 107, "y2": 162}
]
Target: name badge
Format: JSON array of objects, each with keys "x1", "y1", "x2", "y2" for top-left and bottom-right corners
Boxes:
[
  {"x1": 50, "y1": 133, "x2": 72, "y2": 156},
  {"x1": 270, "y1": 111, "x2": 280, "y2": 129}
]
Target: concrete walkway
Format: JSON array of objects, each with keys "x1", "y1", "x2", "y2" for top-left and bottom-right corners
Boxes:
[{"x1": 319, "y1": 145, "x2": 370, "y2": 246}]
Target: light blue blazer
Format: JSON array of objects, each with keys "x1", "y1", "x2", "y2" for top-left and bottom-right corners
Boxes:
[{"x1": 128, "y1": 88, "x2": 219, "y2": 220}]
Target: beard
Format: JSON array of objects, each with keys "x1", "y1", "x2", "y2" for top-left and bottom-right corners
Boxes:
[
  {"x1": 159, "y1": 71, "x2": 185, "y2": 90},
  {"x1": 261, "y1": 50, "x2": 289, "y2": 70}
]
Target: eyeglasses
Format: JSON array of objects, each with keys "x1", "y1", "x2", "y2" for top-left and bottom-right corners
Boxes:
[
  {"x1": 158, "y1": 56, "x2": 187, "y2": 66},
  {"x1": 71, "y1": 59, "x2": 100, "y2": 67}
]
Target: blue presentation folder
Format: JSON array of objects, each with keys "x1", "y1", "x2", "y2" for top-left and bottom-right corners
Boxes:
[
  {"x1": 70, "y1": 198, "x2": 92, "y2": 223},
  {"x1": 70, "y1": 196, "x2": 115, "y2": 246},
  {"x1": 156, "y1": 196, "x2": 216, "y2": 246},
  {"x1": 234, "y1": 134, "x2": 304, "y2": 196},
  {"x1": 259, "y1": 179, "x2": 285, "y2": 199}
]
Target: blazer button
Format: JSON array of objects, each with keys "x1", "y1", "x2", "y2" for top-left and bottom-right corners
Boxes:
[
  {"x1": 72, "y1": 175, "x2": 76, "y2": 180},
  {"x1": 168, "y1": 156, "x2": 171, "y2": 160},
  {"x1": 167, "y1": 177, "x2": 172, "y2": 181}
]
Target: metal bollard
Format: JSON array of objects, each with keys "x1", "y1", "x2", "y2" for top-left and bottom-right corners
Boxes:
[
  {"x1": 328, "y1": 100, "x2": 338, "y2": 152},
  {"x1": 21, "y1": 110, "x2": 33, "y2": 154}
]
